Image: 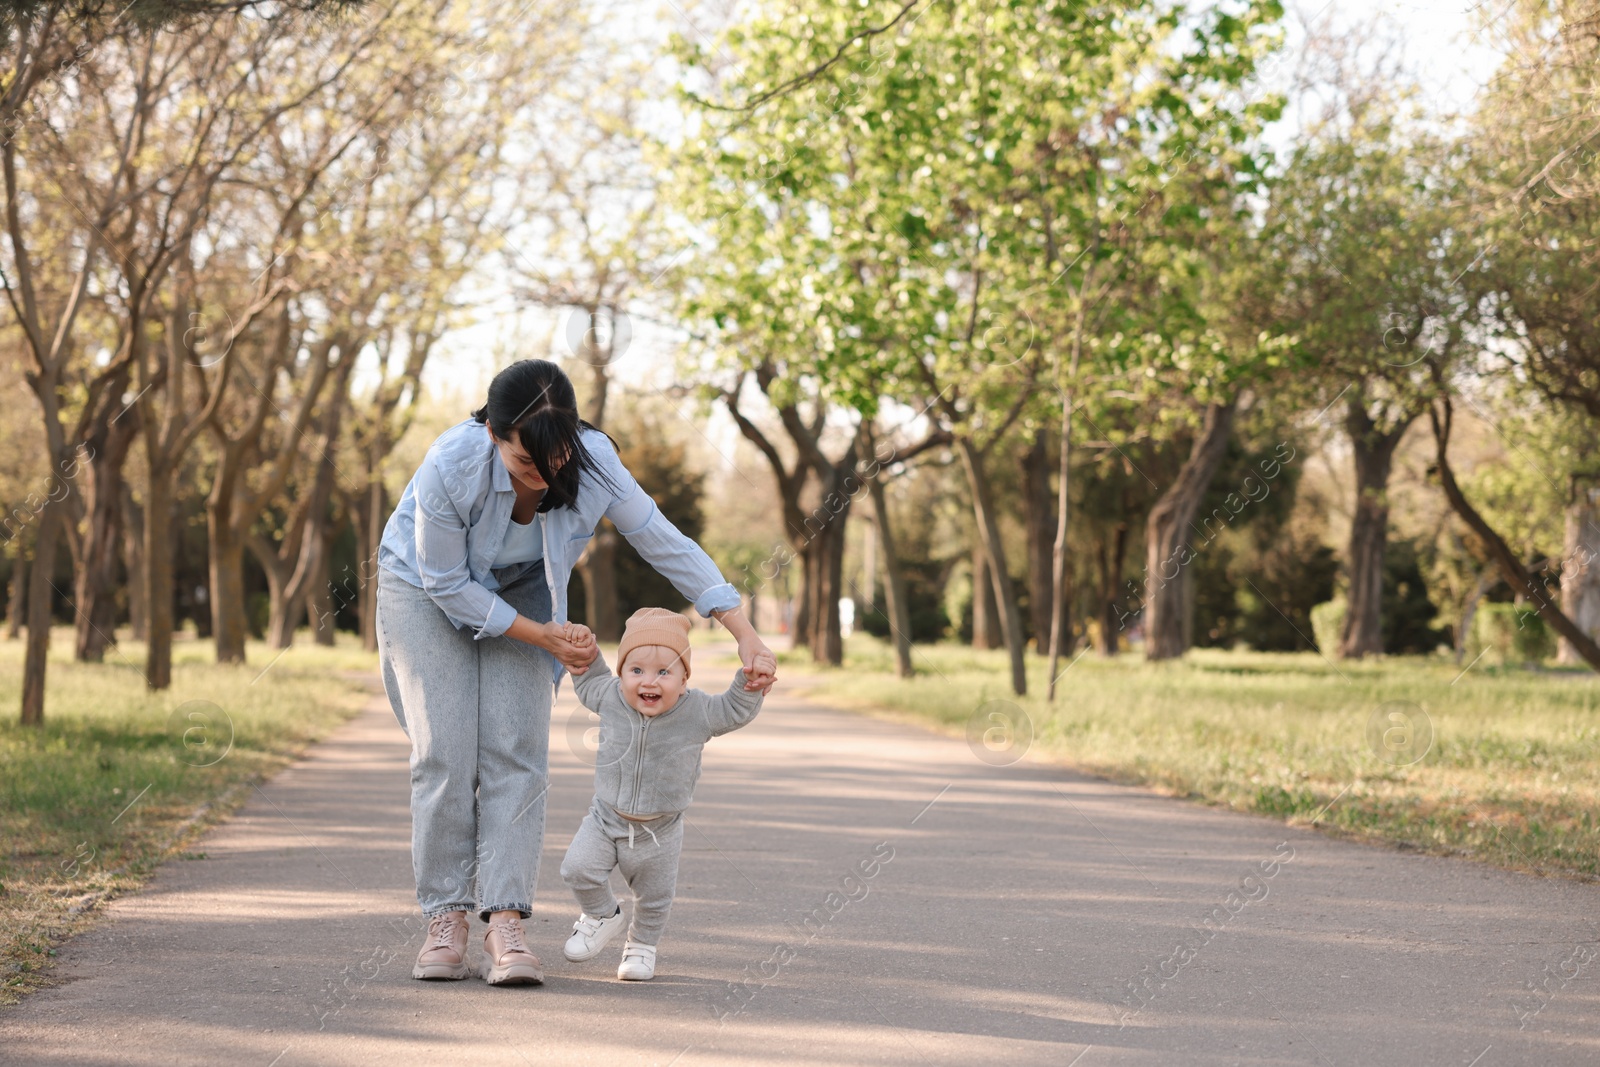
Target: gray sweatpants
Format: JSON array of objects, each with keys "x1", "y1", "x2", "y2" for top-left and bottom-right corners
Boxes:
[
  {"x1": 377, "y1": 562, "x2": 554, "y2": 921},
  {"x1": 560, "y1": 798, "x2": 684, "y2": 946}
]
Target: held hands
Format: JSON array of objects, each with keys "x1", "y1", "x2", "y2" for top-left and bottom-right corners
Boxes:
[
  {"x1": 739, "y1": 637, "x2": 777, "y2": 693},
  {"x1": 543, "y1": 620, "x2": 597, "y2": 675}
]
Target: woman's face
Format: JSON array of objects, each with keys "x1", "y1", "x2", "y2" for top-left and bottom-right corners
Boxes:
[{"x1": 488, "y1": 428, "x2": 569, "y2": 492}]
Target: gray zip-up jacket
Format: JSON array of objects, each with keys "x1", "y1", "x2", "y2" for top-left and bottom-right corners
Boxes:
[{"x1": 571, "y1": 651, "x2": 764, "y2": 818}]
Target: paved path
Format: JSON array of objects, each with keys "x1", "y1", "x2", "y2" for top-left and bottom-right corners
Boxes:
[{"x1": 3, "y1": 655, "x2": 1598, "y2": 1066}]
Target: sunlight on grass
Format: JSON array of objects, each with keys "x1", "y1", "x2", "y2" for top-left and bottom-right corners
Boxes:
[
  {"x1": 780, "y1": 634, "x2": 1600, "y2": 880},
  {"x1": 0, "y1": 628, "x2": 377, "y2": 1003}
]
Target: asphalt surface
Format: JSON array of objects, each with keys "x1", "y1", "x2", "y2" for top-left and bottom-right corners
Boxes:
[{"x1": 3, "y1": 653, "x2": 1597, "y2": 1066}]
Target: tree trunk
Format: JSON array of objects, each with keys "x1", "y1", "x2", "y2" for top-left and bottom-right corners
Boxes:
[
  {"x1": 252, "y1": 535, "x2": 288, "y2": 646},
  {"x1": 74, "y1": 460, "x2": 122, "y2": 663},
  {"x1": 1558, "y1": 479, "x2": 1600, "y2": 666},
  {"x1": 1097, "y1": 523, "x2": 1129, "y2": 656},
  {"x1": 144, "y1": 472, "x2": 175, "y2": 690},
  {"x1": 791, "y1": 569, "x2": 811, "y2": 651},
  {"x1": 1431, "y1": 398, "x2": 1600, "y2": 671},
  {"x1": 862, "y1": 513, "x2": 877, "y2": 616},
  {"x1": 75, "y1": 431, "x2": 135, "y2": 662},
  {"x1": 209, "y1": 516, "x2": 249, "y2": 663},
  {"x1": 306, "y1": 517, "x2": 336, "y2": 646},
  {"x1": 1023, "y1": 428, "x2": 1065, "y2": 657},
  {"x1": 577, "y1": 343, "x2": 623, "y2": 641},
  {"x1": 811, "y1": 515, "x2": 845, "y2": 665},
  {"x1": 797, "y1": 512, "x2": 848, "y2": 666},
  {"x1": 971, "y1": 542, "x2": 1000, "y2": 650},
  {"x1": 7, "y1": 555, "x2": 25, "y2": 640},
  {"x1": 269, "y1": 347, "x2": 356, "y2": 650},
  {"x1": 358, "y1": 478, "x2": 385, "y2": 652},
  {"x1": 1144, "y1": 398, "x2": 1237, "y2": 661},
  {"x1": 578, "y1": 526, "x2": 623, "y2": 641},
  {"x1": 867, "y1": 471, "x2": 914, "y2": 677},
  {"x1": 272, "y1": 514, "x2": 323, "y2": 649},
  {"x1": 1340, "y1": 395, "x2": 1411, "y2": 659},
  {"x1": 1049, "y1": 242, "x2": 1095, "y2": 698},
  {"x1": 122, "y1": 487, "x2": 148, "y2": 642},
  {"x1": 20, "y1": 506, "x2": 60, "y2": 725},
  {"x1": 955, "y1": 435, "x2": 1027, "y2": 695}
]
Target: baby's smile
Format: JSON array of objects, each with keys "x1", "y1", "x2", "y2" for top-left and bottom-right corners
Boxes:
[{"x1": 621, "y1": 644, "x2": 688, "y2": 717}]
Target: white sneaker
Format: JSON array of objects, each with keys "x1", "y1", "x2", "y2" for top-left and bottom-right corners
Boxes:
[
  {"x1": 617, "y1": 939, "x2": 656, "y2": 981},
  {"x1": 563, "y1": 908, "x2": 625, "y2": 962}
]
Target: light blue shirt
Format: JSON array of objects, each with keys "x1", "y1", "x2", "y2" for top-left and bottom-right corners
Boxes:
[
  {"x1": 378, "y1": 418, "x2": 740, "y2": 691},
  {"x1": 493, "y1": 514, "x2": 544, "y2": 567}
]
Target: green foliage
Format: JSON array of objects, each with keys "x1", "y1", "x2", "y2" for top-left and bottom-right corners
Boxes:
[
  {"x1": 1190, "y1": 431, "x2": 1338, "y2": 651},
  {"x1": 1310, "y1": 598, "x2": 1345, "y2": 656},
  {"x1": 1256, "y1": 97, "x2": 1473, "y2": 438},
  {"x1": 1469, "y1": 603, "x2": 1556, "y2": 667},
  {"x1": 858, "y1": 559, "x2": 950, "y2": 643},
  {"x1": 1457, "y1": 399, "x2": 1591, "y2": 567},
  {"x1": 1196, "y1": 536, "x2": 1339, "y2": 652},
  {"x1": 662, "y1": 0, "x2": 1291, "y2": 430},
  {"x1": 1466, "y1": 0, "x2": 1600, "y2": 423},
  {"x1": 1305, "y1": 541, "x2": 1449, "y2": 657},
  {"x1": 1382, "y1": 539, "x2": 1450, "y2": 655}
]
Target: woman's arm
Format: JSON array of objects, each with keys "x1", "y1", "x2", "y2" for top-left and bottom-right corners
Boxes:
[
  {"x1": 413, "y1": 452, "x2": 595, "y2": 670},
  {"x1": 710, "y1": 604, "x2": 776, "y2": 693},
  {"x1": 595, "y1": 440, "x2": 775, "y2": 692},
  {"x1": 412, "y1": 452, "x2": 519, "y2": 639},
  {"x1": 504, "y1": 615, "x2": 597, "y2": 674},
  {"x1": 596, "y1": 442, "x2": 740, "y2": 617}
]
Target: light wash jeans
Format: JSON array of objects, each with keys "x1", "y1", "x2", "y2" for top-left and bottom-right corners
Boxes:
[{"x1": 377, "y1": 561, "x2": 554, "y2": 920}]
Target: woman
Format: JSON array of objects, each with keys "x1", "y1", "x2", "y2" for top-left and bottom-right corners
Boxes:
[{"x1": 376, "y1": 359, "x2": 776, "y2": 987}]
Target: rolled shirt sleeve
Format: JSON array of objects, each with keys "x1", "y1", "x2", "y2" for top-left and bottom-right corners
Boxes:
[
  {"x1": 597, "y1": 444, "x2": 741, "y2": 618},
  {"x1": 412, "y1": 450, "x2": 519, "y2": 640}
]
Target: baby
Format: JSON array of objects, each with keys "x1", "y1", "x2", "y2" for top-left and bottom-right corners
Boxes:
[{"x1": 560, "y1": 607, "x2": 775, "y2": 980}]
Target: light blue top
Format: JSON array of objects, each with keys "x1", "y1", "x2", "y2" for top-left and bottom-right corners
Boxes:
[
  {"x1": 378, "y1": 418, "x2": 740, "y2": 693},
  {"x1": 493, "y1": 514, "x2": 544, "y2": 567}
]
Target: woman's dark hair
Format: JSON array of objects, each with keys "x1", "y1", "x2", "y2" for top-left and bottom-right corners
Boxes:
[{"x1": 471, "y1": 359, "x2": 622, "y2": 512}]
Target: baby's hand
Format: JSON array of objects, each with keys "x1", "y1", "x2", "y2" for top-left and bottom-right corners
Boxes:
[
  {"x1": 562, "y1": 622, "x2": 595, "y2": 647},
  {"x1": 745, "y1": 650, "x2": 777, "y2": 689}
]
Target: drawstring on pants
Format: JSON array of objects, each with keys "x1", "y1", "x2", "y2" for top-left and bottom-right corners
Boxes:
[{"x1": 626, "y1": 821, "x2": 661, "y2": 850}]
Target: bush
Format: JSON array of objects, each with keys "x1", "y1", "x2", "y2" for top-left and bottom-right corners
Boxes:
[
  {"x1": 1469, "y1": 602, "x2": 1555, "y2": 666},
  {"x1": 246, "y1": 592, "x2": 270, "y2": 639},
  {"x1": 1382, "y1": 538, "x2": 1451, "y2": 654},
  {"x1": 861, "y1": 559, "x2": 951, "y2": 643},
  {"x1": 1310, "y1": 598, "x2": 1344, "y2": 655}
]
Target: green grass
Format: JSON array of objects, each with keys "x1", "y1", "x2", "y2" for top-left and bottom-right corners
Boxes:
[
  {"x1": 779, "y1": 635, "x2": 1600, "y2": 880},
  {"x1": 0, "y1": 628, "x2": 376, "y2": 1004}
]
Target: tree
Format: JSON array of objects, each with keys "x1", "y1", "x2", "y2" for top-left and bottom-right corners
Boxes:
[
  {"x1": 1259, "y1": 90, "x2": 1465, "y2": 658},
  {"x1": 510, "y1": 35, "x2": 665, "y2": 642},
  {"x1": 1465, "y1": 0, "x2": 1600, "y2": 667},
  {"x1": 667, "y1": 0, "x2": 1285, "y2": 691}
]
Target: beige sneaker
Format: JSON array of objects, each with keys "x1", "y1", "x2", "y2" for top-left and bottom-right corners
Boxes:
[
  {"x1": 482, "y1": 916, "x2": 544, "y2": 986},
  {"x1": 413, "y1": 911, "x2": 471, "y2": 980}
]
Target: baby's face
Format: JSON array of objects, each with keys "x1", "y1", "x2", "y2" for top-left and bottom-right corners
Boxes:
[{"x1": 620, "y1": 645, "x2": 688, "y2": 717}]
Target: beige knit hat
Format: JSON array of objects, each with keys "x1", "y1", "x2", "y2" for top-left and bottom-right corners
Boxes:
[{"x1": 617, "y1": 607, "x2": 692, "y2": 676}]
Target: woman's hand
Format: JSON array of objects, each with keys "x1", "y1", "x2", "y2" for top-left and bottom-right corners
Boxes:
[
  {"x1": 542, "y1": 620, "x2": 597, "y2": 675},
  {"x1": 738, "y1": 635, "x2": 777, "y2": 693},
  {"x1": 709, "y1": 604, "x2": 776, "y2": 694}
]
